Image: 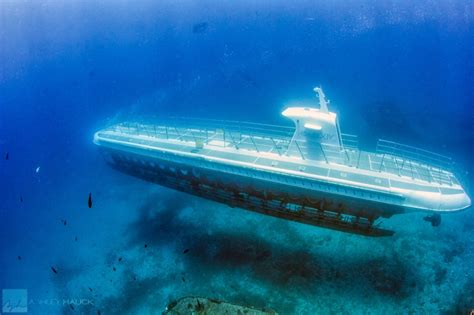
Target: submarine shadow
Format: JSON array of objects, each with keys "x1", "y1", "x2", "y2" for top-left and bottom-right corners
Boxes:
[
  {"x1": 183, "y1": 231, "x2": 418, "y2": 301},
  {"x1": 127, "y1": 193, "x2": 420, "y2": 302}
]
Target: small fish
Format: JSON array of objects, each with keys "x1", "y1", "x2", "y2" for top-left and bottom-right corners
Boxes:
[
  {"x1": 113, "y1": 266, "x2": 116, "y2": 272},
  {"x1": 144, "y1": 244, "x2": 148, "y2": 248},
  {"x1": 89, "y1": 287, "x2": 93, "y2": 292},
  {"x1": 75, "y1": 236, "x2": 78, "y2": 242},
  {"x1": 5, "y1": 152, "x2": 9, "y2": 160},
  {"x1": 236, "y1": 70, "x2": 258, "y2": 88},
  {"x1": 133, "y1": 276, "x2": 137, "y2": 281},
  {"x1": 20, "y1": 196, "x2": 23, "y2": 203},
  {"x1": 118, "y1": 257, "x2": 122, "y2": 262},
  {"x1": 69, "y1": 304, "x2": 75, "y2": 310},
  {"x1": 183, "y1": 248, "x2": 190, "y2": 254},
  {"x1": 35, "y1": 166, "x2": 40, "y2": 173},
  {"x1": 98, "y1": 311, "x2": 101, "y2": 315},
  {"x1": 88, "y1": 193, "x2": 92, "y2": 208},
  {"x1": 181, "y1": 277, "x2": 185, "y2": 282},
  {"x1": 17, "y1": 256, "x2": 21, "y2": 260},
  {"x1": 193, "y1": 22, "x2": 208, "y2": 34},
  {"x1": 51, "y1": 266, "x2": 58, "y2": 274},
  {"x1": 63, "y1": 220, "x2": 67, "y2": 226}
]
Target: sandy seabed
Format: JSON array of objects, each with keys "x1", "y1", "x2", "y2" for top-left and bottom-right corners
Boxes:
[{"x1": 2, "y1": 165, "x2": 473, "y2": 315}]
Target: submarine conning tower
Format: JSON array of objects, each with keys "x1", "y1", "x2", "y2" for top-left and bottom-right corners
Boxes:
[{"x1": 282, "y1": 87, "x2": 344, "y2": 161}]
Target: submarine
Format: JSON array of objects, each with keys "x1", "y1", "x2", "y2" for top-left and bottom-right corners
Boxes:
[{"x1": 94, "y1": 87, "x2": 471, "y2": 236}]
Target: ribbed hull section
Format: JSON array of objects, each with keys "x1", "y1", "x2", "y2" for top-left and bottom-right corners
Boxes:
[{"x1": 101, "y1": 147, "x2": 399, "y2": 237}]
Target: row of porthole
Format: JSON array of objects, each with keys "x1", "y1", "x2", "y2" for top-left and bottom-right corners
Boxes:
[
  {"x1": 116, "y1": 153, "x2": 194, "y2": 177},
  {"x1": 194, "y1": 157, "x2": 387, "y2": 202},
  {"x1": 116, "y1": 152, "x2": 390, "y2": 204}
]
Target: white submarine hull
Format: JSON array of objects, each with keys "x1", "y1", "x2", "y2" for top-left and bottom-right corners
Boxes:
[{"x1": 94, "y1": 88, "x2": 471, "y2": 236}]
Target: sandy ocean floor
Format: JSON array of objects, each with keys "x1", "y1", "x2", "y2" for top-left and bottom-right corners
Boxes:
[{"x1": 2, "y1": 160, "x2": 473, "y2": 315}]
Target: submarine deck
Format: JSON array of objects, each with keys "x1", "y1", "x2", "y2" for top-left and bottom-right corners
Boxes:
[{"x1": 94, "y1": 120, "x2": 462, "y2": 196}]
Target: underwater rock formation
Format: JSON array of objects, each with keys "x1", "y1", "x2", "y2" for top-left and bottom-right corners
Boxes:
[{"x1": 163, "y1": 296, "x2": 277, "y2": 315}]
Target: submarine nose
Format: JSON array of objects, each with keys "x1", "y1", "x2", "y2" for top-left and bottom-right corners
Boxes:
[
  {"x1": 464, "y1": 193, "x2": 472, "y2": 209},
  {"x1": 439, "y1": 191, "x2": 472, "y2": 211},
  {"x1": 457, "y1": 191, "x2": 471, "y2": 210}
]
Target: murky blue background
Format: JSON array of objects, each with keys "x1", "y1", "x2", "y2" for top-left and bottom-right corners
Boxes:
[{"x1": 1, "y1": 1, "x2": 473, "y2": 314}]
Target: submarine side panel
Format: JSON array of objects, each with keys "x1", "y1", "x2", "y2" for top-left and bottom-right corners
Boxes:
[{"x1": 98, "y1": 143, "x2": 406, "y2": 221}]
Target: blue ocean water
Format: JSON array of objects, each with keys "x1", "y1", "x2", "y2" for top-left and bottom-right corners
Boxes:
[{"x1": 0, "y1": 1, "x2": 473, "y2": 314}]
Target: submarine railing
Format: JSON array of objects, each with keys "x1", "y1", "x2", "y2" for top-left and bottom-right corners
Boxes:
[
  {"x1": 376, "y1": 139, "x2": 454, "y2": 186},
  {"x1": 113, "y1": 122, "x2": 357, "y2": 169},
  {"x1": 108, "y1": 120, "x2": 455, "y2": 186}
]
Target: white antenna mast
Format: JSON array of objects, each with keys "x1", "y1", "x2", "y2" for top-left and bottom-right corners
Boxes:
[{"x1": 313, "y1": 87, "x2": 329, "y2": 113}]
